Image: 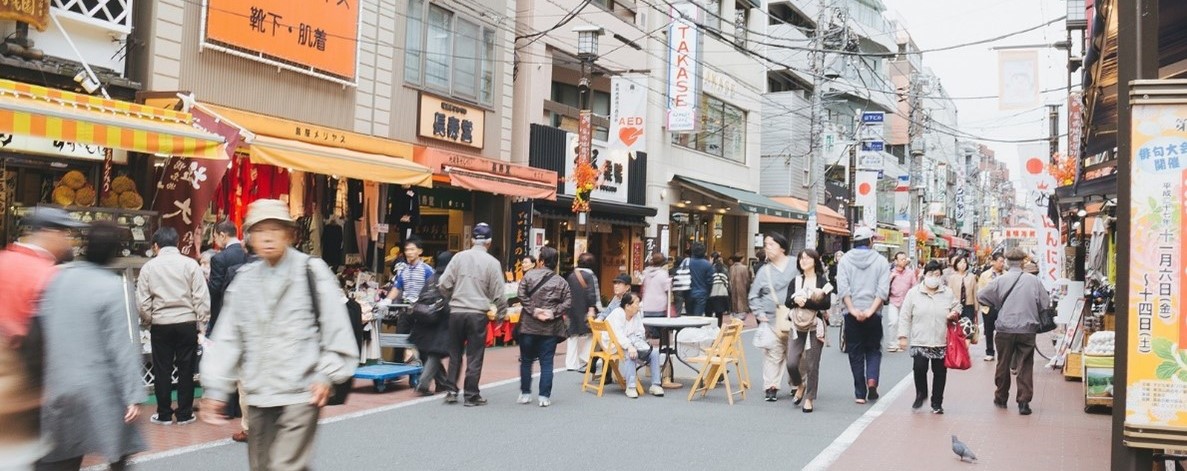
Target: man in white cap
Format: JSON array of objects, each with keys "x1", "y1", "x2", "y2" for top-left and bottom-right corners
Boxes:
[
  {"x1": 437, "y1": 223, "x2": 507, "y2": 406},
  {"x1": 0, "y1": 207, "x2": 85, "y2": 469},
  {"x1": 199, "y1": 199, "x2": 358, "y2": 470},
  {"x1": 836, "y1": 226, "x2": 890, "y2": 405}
]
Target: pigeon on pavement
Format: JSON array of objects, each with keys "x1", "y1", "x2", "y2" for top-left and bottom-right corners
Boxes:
[{"x1": 952, "y1": 435, "x2": 977, "y2": 462}]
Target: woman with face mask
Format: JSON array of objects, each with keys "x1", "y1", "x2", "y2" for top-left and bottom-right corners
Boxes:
[{"x1": 897, "y1": 260, "x2": 960, "y2": 414}]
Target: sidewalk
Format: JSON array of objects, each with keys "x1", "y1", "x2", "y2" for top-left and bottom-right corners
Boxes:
[{"x1": 826, "y1": 349, "x2": 1112, "y2": 470}]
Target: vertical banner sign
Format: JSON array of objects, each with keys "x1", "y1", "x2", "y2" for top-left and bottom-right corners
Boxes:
[
  {"x1": 101, "y1": 148, "x2": 114, "y2": 198},
  {"x1": 510, "y1": 199, "x2": 533, "y2": 273},
  {"x1": 666, "y1": 3, "x2": 701, "y2": 132},
  {"x1": 1125, "y1": 100, "x2": 1187, "y2": 435},
  {"x1": 1017, "y1": 143, "x2": 1061, "y2": 290},
  {"x1": 998, "y1": 50, "x2": 1040, "y2": 111},
  {"x1": 855, "y1": 170, "x2": 878, "y2": 229},
  {"x1": 610, "y1": 74, "x2": 647, "y2": 157},
  {"x1": 154, "y1": 106, "x2": 243, "y2": 258},
  {"x1": 572, "y1": 110, "x2": 596, "y2": 213},
  {"x1": 894, "y1": 174, "x2": 910, "y2": 228},
  {"x1": 955, "y1": 158, "x2": 968, "y2": 233},
  {"x1": 631, "y1": 240, "x2": 644, "y2": 278},
  {"x1": 1068, "y1": 92, "x2": 1084, "y2": 183}
]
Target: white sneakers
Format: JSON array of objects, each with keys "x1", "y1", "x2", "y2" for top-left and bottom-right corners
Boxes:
[
  {"x1": 517, "y1": 393, "x2": 531, "y2": 404},
  {"x1": 649, "y1": 385, "x2": 665, "y2": 397},
  {"x1": 625, "y1": 387, "x2": 639, "y2": 398},
  {"x1": 538, "y1": 397, "x2": 551, "y2": 407},
  {"x1": 984, "y1": 356, "x2": 995, "y2": 361}
]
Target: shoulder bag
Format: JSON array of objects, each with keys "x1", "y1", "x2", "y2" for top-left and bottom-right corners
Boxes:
[
  {"x1": 766, "y1": 269, "x2": 794, "y2": 333},
  {"x1": 788, "y1": 276, "x2": 819, "y2": 332},
  {"x1": 306, "y1": 260, "x2": 354, "y2": 406}
]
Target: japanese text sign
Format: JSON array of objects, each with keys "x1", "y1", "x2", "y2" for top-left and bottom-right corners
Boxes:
[
  {"x1": 418, "y1": 93, "x2": 484, "y2": 149},
  {"x1": 203, "y1": 0, "x2": 359, "y2": 80},
  {"x1": 1125, "y1": 100, "x2": 1187, "y2": 434},
  {"x1": 666, "y1": 2, "x2": 700, "y2": 132},
  {"x1": 565, "y1": 132, "x2": 629, "y2": 203},
  {"x1": 0, "y1": 0, "x2": 49, "y2": 31}
]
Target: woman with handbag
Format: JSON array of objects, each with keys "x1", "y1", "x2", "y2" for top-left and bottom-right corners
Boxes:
[
  {"x1": 946, "y1": 255, "x2": 980, "y2": 345},
  {"x1": 565, "y1": 253, "x2": 602, "y2": 372},
  {"x1": 408, "y1": 251, "x2": 454, "y2": 396},
  {"x1": 517, "y1": 247, "x2": 572, "y2": 407},
  {"x1": 747, "y1": 233, "x2": 800, "y2": 402},
  {"x1": 898, "y1": 260, "x2": 961, "y2": 414},
  {"x1": 706, "y1": 253, "x2": 731, "y2": 325},
  {"x1": 784, "y1": 249, "x2": 832, "y2": 413}
]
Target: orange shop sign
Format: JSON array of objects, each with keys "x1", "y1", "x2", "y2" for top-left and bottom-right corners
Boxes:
[
  {"x1": 202, "y1": 0, "x2": 359, "y2": 81},
  {"x1": 0, "y1": 0, "x2": 49, "y2": 31}
]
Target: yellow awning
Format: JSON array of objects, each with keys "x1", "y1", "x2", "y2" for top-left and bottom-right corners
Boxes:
[
  {"x1": 0, "y1": 79, "x2": 225, "y2": 159},
  {"x1": 250, "y1": 135, "x2": 433, "y2": 187},
  {"x1": 200, "y1": 103, "x2": 413, "y2": 159}
]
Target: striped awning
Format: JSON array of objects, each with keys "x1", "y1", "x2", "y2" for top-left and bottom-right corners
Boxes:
[{"x1": 0, "y1": 79, "x2": 225, "y2": 159}]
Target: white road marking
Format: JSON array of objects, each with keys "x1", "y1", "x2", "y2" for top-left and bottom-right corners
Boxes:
[
  {"x1": 93, "y1": 368, "x2": 569, "y2": 469},
  {"x1": 801, "y1": 372, "x2": 913, "y2": 471}
]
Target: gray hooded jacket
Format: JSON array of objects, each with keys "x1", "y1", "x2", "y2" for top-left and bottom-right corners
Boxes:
[{"x1": 836, "y1": 248, "x2": 890, "y2": 313}]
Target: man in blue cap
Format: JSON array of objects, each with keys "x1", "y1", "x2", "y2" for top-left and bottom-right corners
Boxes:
[{"x1": 437, "y1": 223, "x2": 507, "y2": 406}]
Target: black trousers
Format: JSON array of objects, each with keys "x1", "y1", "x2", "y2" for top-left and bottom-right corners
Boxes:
[
  {"x1": 912, "y1": 355, "x2": 947, "y2": 408},
  {"x1": 983, "y1": 311, "x2": 998, "y2": 356},
  {"x1": 442, "y1": 311, "x2": 489, "y2": 400},
  {"x1": 151, "y1": 322, "x2": 197, "y2": 421}
]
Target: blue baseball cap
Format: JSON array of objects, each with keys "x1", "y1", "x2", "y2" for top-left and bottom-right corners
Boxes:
[{"x1": 472, "y1": 223, "x2": 492, "y2": 241}]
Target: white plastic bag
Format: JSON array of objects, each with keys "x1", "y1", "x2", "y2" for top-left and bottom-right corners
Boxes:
[
  {"x1": 753, "y1": 324, "x2": 780, "y2": 350},
  {"x1": 677, "y1": 324, "x2": 719, "y2": 358}
]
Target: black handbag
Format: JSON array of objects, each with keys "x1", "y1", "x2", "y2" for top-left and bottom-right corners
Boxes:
[
  {"x1": 1037, "y1": 307, "x2": 1058, "y2": 334},
  {"x1": 306, "y1": 261, "x2": 353, "y2": 406}
]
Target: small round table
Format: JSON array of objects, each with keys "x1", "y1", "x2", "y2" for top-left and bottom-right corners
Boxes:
[{"x1": 642, "y1": 316, "x2": 715, "y2": 384}]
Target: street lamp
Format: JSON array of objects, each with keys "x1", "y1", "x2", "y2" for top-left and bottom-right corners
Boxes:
[{"x1": 571, "y1": 25, "x2": 604, "y2": 241}]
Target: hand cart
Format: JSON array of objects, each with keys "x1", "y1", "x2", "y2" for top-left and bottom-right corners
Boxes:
[{"x1": 353, "y1": 304, "x2": 423, "y2": 392}]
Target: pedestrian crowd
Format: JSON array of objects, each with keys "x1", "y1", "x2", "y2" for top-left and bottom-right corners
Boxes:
[{"x1": 0, "y1": 201, "x2": 1055, "y2": 470}]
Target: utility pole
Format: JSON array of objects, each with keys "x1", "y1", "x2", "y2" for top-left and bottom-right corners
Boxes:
[
  {"x1": 803, "y1": 0, "x2": 831, "y2": 252},
  {"x1": 906, "y1": 72, "x2": 924, "y2": 263}
]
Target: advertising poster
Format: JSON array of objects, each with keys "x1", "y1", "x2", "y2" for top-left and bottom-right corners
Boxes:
[{"x1": 1125, "y1": 102, "x2": 1187, "y2": 432}]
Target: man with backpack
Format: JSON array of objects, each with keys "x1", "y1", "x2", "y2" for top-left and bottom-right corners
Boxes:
[{"x1": 199, "y1": 199, "x2": 358, "y2": 470}]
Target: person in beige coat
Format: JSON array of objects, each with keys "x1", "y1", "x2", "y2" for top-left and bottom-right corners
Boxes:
[
  {"x1": 946, "y1": 255, "x2": 980, "y2": 341},
  {"x1": 898, "y1": 260, "x2": 961, "y2": 414}
]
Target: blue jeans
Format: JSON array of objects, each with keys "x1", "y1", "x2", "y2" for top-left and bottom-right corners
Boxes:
[
  {"x1": 519, "y1": 334, "x2": 559, "y2": 398},
  {"x1": 685, "y1": 296, "x2": 707, "y2": 316},
  {"x1": 619, "y1": 345, "x2": 662, "y2": 388}
]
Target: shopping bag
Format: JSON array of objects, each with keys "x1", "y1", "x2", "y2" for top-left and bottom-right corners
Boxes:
[
  {"x1": 944, "y1": 322, "x2": 971, "y2": 370},
  {"x1": 752, "y1": 324, "x2": 780, "y2": 350}
]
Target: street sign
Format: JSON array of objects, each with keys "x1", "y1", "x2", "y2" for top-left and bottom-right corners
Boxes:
[
  {"x1": 860, "y1": 112, "x2": 885, "y2": 124},
  {"x1": 859, "y1": 112, "x2": 885, "y2": 141},
  {"x1": 858, "y1": 141, "x2": 884, "y2": 169}
]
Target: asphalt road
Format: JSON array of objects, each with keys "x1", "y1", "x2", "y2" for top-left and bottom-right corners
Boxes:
[{"x1": 131, "y1": 326, "x2": 912, "y2": 471}]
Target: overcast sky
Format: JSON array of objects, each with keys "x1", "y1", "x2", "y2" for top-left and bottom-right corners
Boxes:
[{"x1": 882, "y1": 0, "x2": 1074, "y2": 182}]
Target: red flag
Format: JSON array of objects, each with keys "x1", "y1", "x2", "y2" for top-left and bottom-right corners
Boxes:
[{"x1": 152, "y1": 106, "x2": 243, "y2": 258}]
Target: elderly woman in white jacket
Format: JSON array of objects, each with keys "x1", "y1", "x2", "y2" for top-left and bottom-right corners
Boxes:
[{"x1": 897, "y1": 260, "x2": 960, "y2": 415}]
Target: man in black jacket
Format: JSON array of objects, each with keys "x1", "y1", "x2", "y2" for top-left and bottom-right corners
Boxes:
[
  {"x1": 208, "y1": 221, "x2": 249, "y2": 333},
  {"x1": 206, "y1": 220, "x2": 251, "y2": 441}
]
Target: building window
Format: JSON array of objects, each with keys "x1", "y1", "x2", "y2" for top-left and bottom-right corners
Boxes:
[
  {"x1": 405, "y1": 1, "x2": 497, "y2": 105},
  {"x1": 733, "y1": 3, "x2": 749, "y2": 48},
  {"x1": 550, "y1": 81, "x2": 609, "y2": 141},
  {"x1": 54, "y1": 0, "x2": 131, "y2": 34},
  {"x1": 672, "y1": 94, "x2": 746, "y2": 163}
]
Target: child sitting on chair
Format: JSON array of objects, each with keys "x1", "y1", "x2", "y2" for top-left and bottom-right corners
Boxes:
[{"x1": 604, "y1": 292, "x2": 665, "y2": 398}]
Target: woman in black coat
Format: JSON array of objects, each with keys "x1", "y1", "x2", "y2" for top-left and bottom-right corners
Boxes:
[
  {"x1": 408, "y1": 251, "x2": 453, "y2": 395},
  {"x1": 564, "y1": 252, "x2": 601, "y2": 372}
]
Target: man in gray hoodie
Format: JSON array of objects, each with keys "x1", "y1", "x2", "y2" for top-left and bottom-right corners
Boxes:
[{"x1": 836, "y1": 227, "x2": 891, "y2": 403}]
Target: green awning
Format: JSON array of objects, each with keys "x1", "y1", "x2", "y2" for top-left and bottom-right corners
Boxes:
[{"x1": 673, "y1": 176, "x2": 808, "y2": 221}]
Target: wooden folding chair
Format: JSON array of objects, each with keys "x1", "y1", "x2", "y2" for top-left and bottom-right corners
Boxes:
[
  {"x1": 687, "y1": 321, "x2": 747, "y2": 404},
  {"x1": 581, "y1": 319, "x2": 644, "y2": 397},
  {"x1": 724, "y1": 317, "x2": 752, "y2": 391}
]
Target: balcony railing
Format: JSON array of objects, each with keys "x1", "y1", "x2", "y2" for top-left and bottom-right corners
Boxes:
[{"x1": 53, "y1": 0, "x2": 132, "y2": 35}]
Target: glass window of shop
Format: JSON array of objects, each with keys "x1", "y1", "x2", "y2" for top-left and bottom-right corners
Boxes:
[
  {"x1": 405, "y1": 0, "x2": 496, "y2": 105},
  {"x1": 671, "y1": 94, "x2": 746, "y2": 163}
]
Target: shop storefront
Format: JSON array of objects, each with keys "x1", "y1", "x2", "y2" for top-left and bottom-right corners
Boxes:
[
  {"x1": 756, "y1": 196, "x2": 847, "y2": 255},
  {"x1": 412, "y1": 145, "x2": 557, "y2": 269},
  {"x1": 671, "y1": 176, "x2": 807, "y2": 260},
  {"x1": 0, "y1": 79, "x2": 225, "y2": 250},
  {"x1": 191, "y1": 103, "x2": 433, "y2": 272},
  {"x1": 528, "y1": 123, "x2": 654, "y2": 294}
]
